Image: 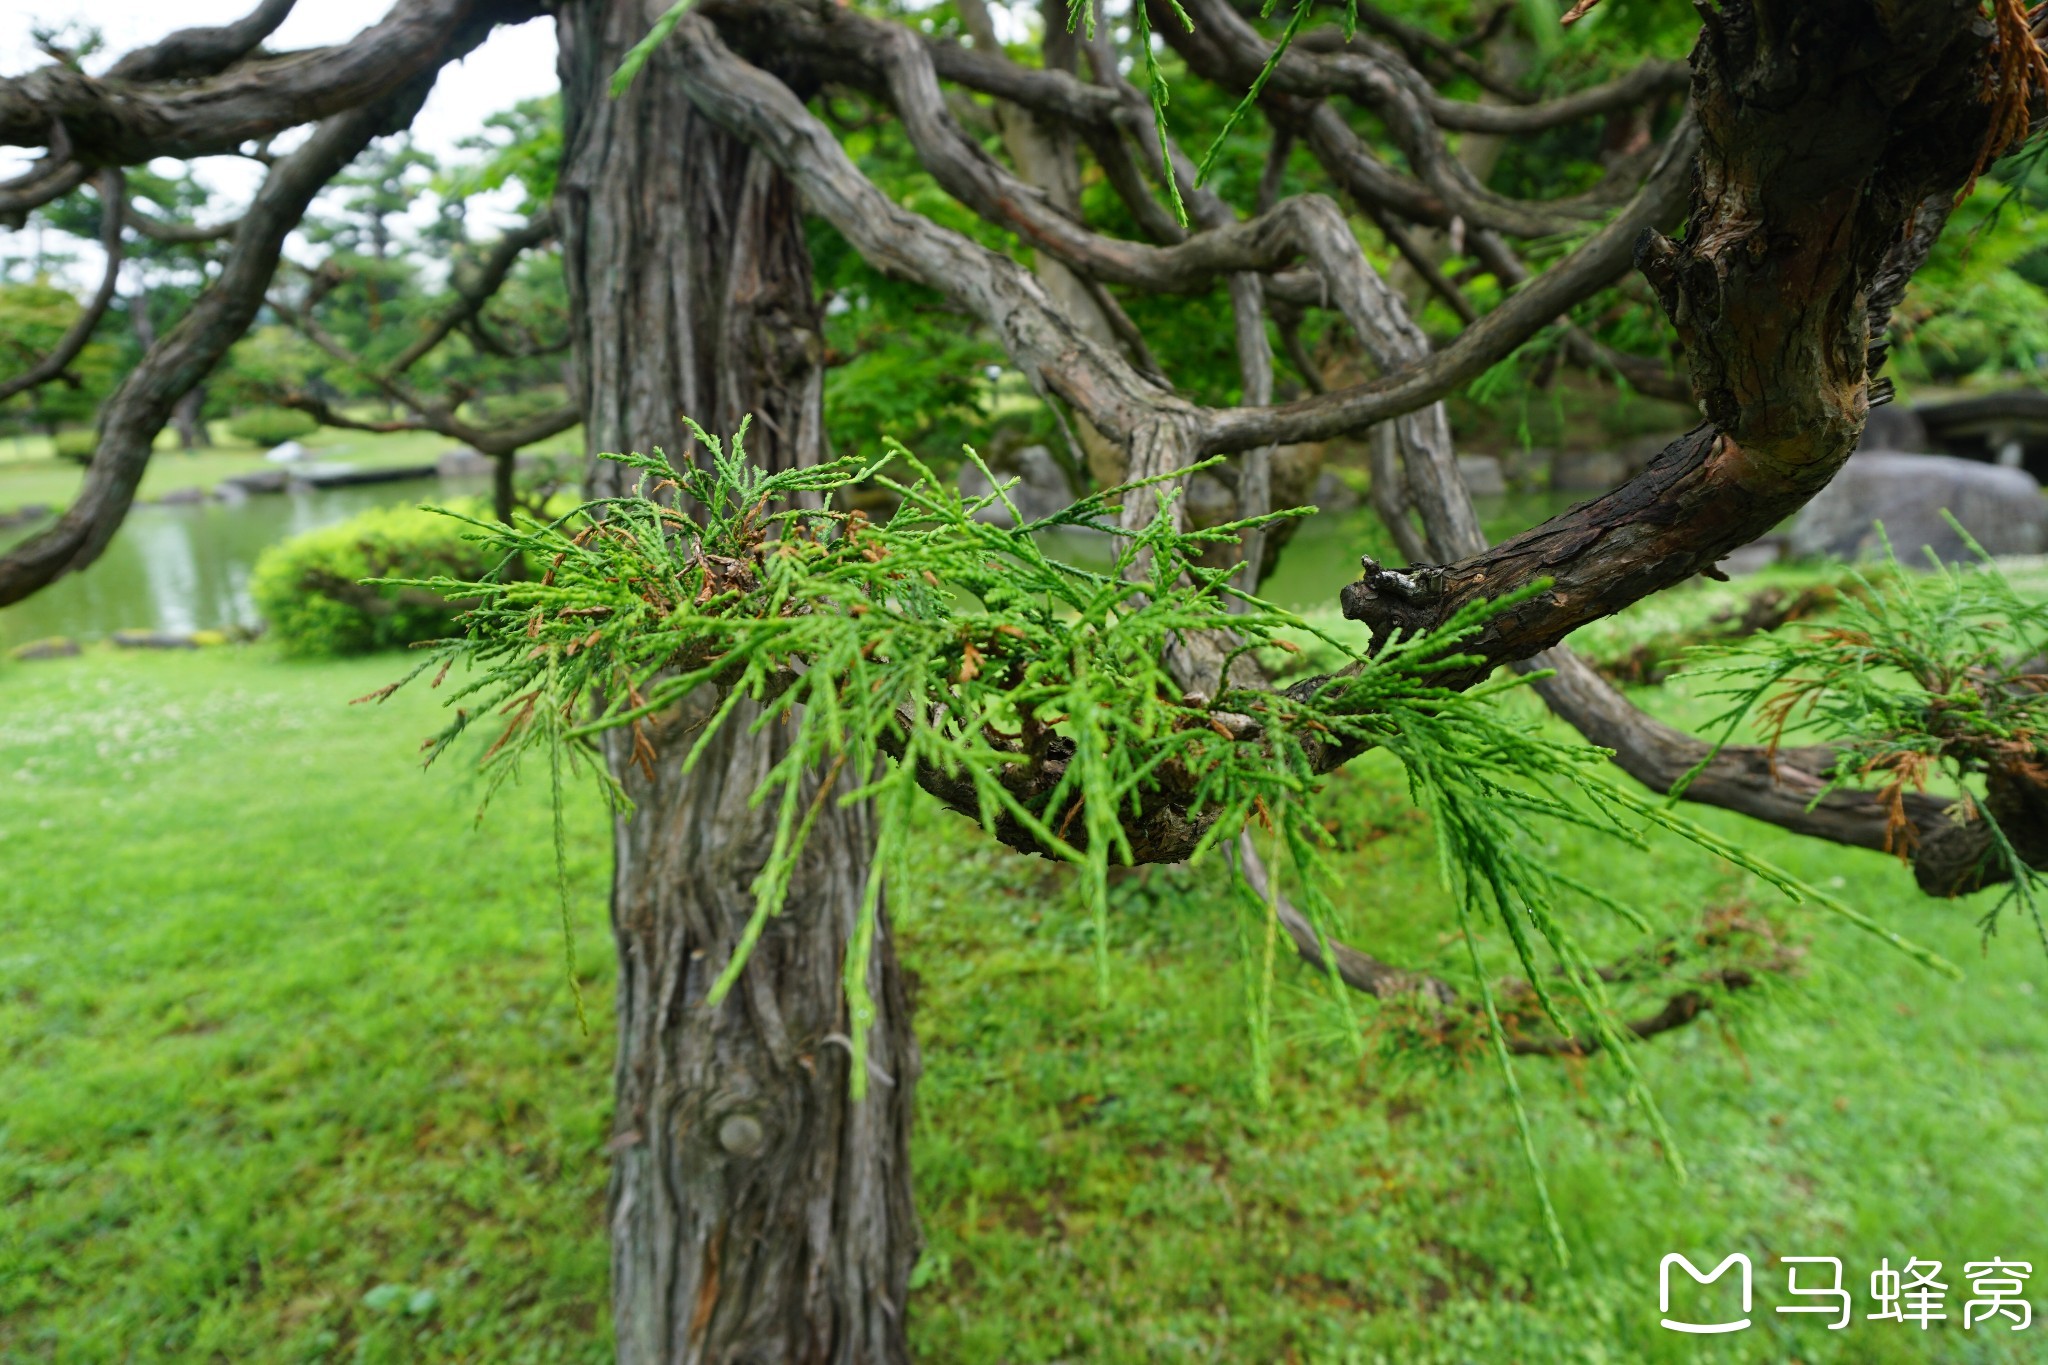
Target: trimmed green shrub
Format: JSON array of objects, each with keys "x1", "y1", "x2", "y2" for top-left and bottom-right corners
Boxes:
[
  {"x1": 467, "y1": 387, "x2": 570, "y2": 427},
  {"x1": 251, "y1": 504, "x2": 496, "y2": 657},
  {"x1": 51, "y1": 430, "x2": 96, "y2": 465},
  {"x1": 227, "y1": 406, "x2": 317, "y2": 447}
]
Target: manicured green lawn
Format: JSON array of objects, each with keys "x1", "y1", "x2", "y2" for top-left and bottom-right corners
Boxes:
[
  {"x1": 1, "y1": 639, "x2": 2043, "y2": 1361},
  {"x1": 0, "y1": 649, "x2": 611, "y2": 1363}
]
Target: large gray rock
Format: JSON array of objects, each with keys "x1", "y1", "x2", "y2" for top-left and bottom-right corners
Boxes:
[
  {"x1": 112, "y1": 630, "x2": 203, "y2": 650},
  {"x1": 1789, "y1": 452, "x2": 2048, "y2": 563},
  {"x1": 434, "y1": 449, "x2": 551, "y2": 479},
  {"x1": 957, "y1": 444, "x2": 1076, "y2": 525},
  {"x1": 1309, "y1": 468, "x2": 1360, "y2": 512},
  {"x1": 1552, "y1": 431, "x2": 1691, "y2": 492},
  {"x1": 1182, "y1": 472, "x2": 1236, "y2": 528},
  {"x1": 1855, "y1": 402, "x2": 1928, "y2": 453},
  {"x1": 438, "y1": 447, "x2": 495, "y2": 478},
  {"x1": 1550, "y1": 447, "x2": 1620, "y2": 492},
  {"x1": 219, "y1": 469, "x2": 289, "y2": 495},
  {"x1": 10, "y1": 636, "x2": 80, "y2": 661},
  {"x1": 1457, "y1": 454, "x2": 1506, "y2": 497},
  {"x1": 289, "y1": 461, "x2": 438, "y2": 488}
]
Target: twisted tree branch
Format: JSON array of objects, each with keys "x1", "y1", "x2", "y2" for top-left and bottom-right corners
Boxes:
[
  {"x1": 0, "y1": 169, "x2": 124, "y2": 403},
  {"x1": 0, "y1": 0, "x2": 541, "y2": 163},
  {"x1": 0, "y1": 5, "x2": 517, "y2": 604},
  {"x1": 104, "y1": 0, "x2": 300, "y2": 83}
]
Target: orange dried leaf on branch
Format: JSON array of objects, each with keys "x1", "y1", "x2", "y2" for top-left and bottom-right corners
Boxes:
[{"x1": 1964, "y1": 0, "x2": 2048, "y2": 198}]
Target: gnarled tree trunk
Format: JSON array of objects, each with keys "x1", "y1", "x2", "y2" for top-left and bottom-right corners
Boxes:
[{"x1": 556, "y1": 4, "x2": 919, "y2": 1359}]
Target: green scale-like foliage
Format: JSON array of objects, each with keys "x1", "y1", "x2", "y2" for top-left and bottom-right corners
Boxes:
[
  {"x1": 379, "y1": 423, "x2": 1955, "y2": 1263},
  {"x1": 1683, "y1": 520, "x2": 2048, "y2": 949}
]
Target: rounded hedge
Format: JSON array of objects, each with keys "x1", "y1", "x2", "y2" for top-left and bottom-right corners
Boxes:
[
  {"x1": 51, "y1": 430, "x2": 96, "y2": 465},
  {"x1": 251, "y1": 504, "x2": 497, "y2": 657},
  {"x1": 228, "y1": 406, "x2": 318, "y2": 447}
]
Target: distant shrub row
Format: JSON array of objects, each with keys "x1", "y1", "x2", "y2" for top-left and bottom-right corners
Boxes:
[{"x1": 252, "y1": 505, "x2": 500, "y2": 657}]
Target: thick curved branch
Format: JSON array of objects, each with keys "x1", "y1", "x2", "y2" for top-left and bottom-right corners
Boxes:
[
  {"x1": 666, "y1": 15, "x2": 1207, "y2": 472},
  {"x1": 892, "y1": 4, "x2": 1678, "y2": 195},
  {"x1": 104, "y1": 0, "x2": 300, "y2": 83},
  {"x1": 468, "y1": 401, "x2": 580, "y2": 455},
  {"x1": 1057, "y1": 45, "x2": 1491, "y2": 561},
  {"x1": 1330, "y1": 3, "x2": 1536, "y2": 104},
  {"x1": 1277, "y1": 6, "x2": 1693, "y2": 134},
  {"x1": 703, "y1": 0, "x2": 1433, "y2": 232},
  {"x1": 0, "y1": 169, "x2": 124, "y2": 403},
  {"x1": 923, "y1": 35, "x2": 1125, "y2": 126},
  {"x1": 274, "y1": 397, "x2": 430, "y2": 437},
  {"x1": 1423, "y1": 59, "x2": 1688, "y2": 134},
  {"x1": 718, "y1": 0, "x2": 1674, "y2": 248},
  {"x1": 1343, "y1": 37, "x2": 2030, "y2": 898},
  {"x1": 1163, "y1": 0, "x2": 1645, "y2": 238},
  {"x1": 1300, "y1": 23, "x2": 1690, "y2": 132},
  {"x1": 1197, "y1": 121, "x2": 1695, "y2": 453},
  {"x1": 1521, "y1": 648, "x2": 2044, "y2": 899},
  {"x1": 731, "y1": 7, "x2": 1330, "y2": 310},
  {"x1": 1337, "y1": 5, "x2": 1990, "y2": 678},
  {"x1": 689, "y1": 3, "x2": 1696, "y2": 476},
  {"x1": 1286, "y1": 97, "x2": 1456, "y2": 228},
  {"x1": 463, "y1": 311, "x2": 571, "y2": 361},
  {"x1": 1529, "y1": 650, "x2": 1954, "y2": 853},
  {"x1": 0, "y1": 0, "x2": 538, "y2": 164}
]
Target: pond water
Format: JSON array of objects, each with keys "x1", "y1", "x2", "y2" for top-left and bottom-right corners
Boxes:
[
  {"x1": 0, "y1": 477, "x2": 489, "y2": 651},
  {"x1": 1034, "y1": 490, "x2": 1580, "y2": 612},
  {"x1": 0, "y1": 478, "x2": 1576, "y2": 652}
]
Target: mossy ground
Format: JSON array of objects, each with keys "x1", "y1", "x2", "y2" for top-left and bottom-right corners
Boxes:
[{"x1": 1, "y1": 630, "x2": 2042, "y2": 1362}]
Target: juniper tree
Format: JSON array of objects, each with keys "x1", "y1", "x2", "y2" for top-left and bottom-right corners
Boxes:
[{"x1": 2, "y1": 1, "x2": 2045, "y2": 1359}]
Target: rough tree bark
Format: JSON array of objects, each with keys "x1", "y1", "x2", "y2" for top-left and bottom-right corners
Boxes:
[{"x1": 555, "y1": 4, "x2": 918, "y2": 1360}]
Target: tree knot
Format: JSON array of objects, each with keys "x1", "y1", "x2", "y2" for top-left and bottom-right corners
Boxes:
[{"x1": 1339, "y1": 556, "x2": 1449, "y2": 634}]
